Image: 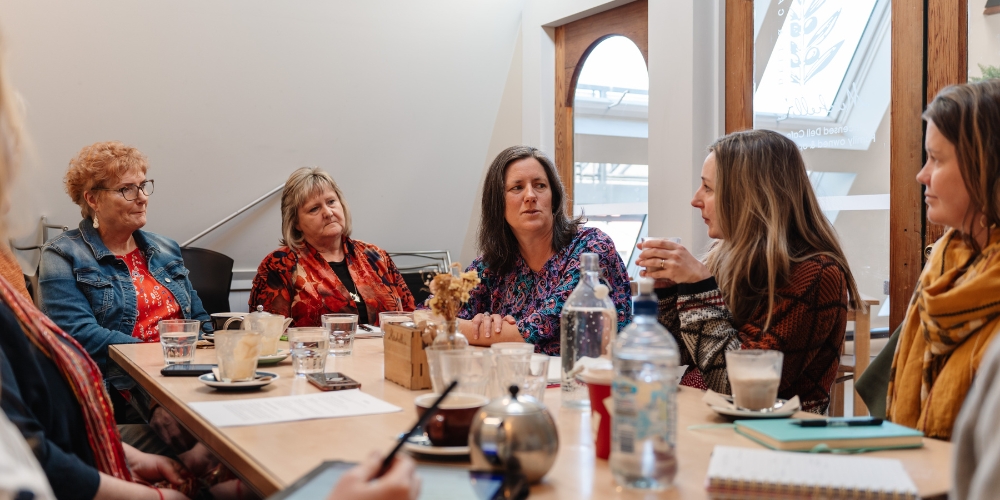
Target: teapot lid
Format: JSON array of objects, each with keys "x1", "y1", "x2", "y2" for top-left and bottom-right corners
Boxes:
[
  {"x1": 245, "y1": 305, "x2": 275, "y2": 320},
  {"x1": 484, "y1": 386, "x2": 545, "y2": 415}
]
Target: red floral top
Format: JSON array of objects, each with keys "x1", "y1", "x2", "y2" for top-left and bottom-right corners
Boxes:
[
  {"x1": 119, "y1": 248, "x2": 181, "y2": 342},
  {"x1": 249, "y1": 238, "x2": 415, "y2": 327}
]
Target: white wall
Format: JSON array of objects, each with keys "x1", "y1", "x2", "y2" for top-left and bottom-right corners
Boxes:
[
  {"x1": 3, "y1": 0, "x2": 725, "y2": 283},
  {"x1": 2, "y1": 0, "x2": 524, "y2": 278}
]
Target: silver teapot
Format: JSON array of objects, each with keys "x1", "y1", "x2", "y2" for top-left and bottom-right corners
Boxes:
[{"x1": 469, "y1": 386, "x2": 559, "y2": 483}]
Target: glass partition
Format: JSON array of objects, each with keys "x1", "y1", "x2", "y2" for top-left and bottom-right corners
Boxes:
[
  {"x1": 573, "y1": 36, "x2": 649, "y2": 268},
  {"x1": 755, "y1": 0, "x2": 891, "y2": 328}
]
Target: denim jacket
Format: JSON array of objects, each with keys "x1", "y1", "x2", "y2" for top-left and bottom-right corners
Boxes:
[{"x1": 38, "y1": 219, "x2": 210, "y2": 371}]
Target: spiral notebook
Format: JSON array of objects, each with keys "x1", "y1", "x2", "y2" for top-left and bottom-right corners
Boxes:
[{"x1": 705, "y1": 446, "x2": 919, "y2": 500}]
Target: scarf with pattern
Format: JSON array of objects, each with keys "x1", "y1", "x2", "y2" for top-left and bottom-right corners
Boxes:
[
  {"x1": 887, "y1": 229, "x2": 1000, "y2": 439},
  {"x1": 0, "y1": 274, "x2": 132, "y2": 480}
]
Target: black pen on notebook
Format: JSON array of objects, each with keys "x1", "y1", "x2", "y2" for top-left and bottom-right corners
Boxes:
[
  {"x1": 376, "y1": 380, "x2": 459, "y2": 477},
  {"x1": 358, "y1": 324, "x2": 373, "y2": 332},
  {"x1": 794, "y1": 417, "x2": 884, "y2": 427}
]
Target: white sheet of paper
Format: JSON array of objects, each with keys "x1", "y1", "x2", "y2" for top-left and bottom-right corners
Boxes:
[{"x1": 189, "y1": 389, "x2": 401, "y2": 428}]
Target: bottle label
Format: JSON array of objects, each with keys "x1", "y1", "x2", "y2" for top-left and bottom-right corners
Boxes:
[{"x1": 612, "y1": 377, "x2": 676, "y2": 454}]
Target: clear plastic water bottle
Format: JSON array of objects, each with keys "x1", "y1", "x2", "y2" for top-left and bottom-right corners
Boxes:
[
  {"x1": 610, "y1": 277, "x2": 679, "y2": 490},
  {"x1": 560, "y1": 253, "x2": 617, "y2": 408}
]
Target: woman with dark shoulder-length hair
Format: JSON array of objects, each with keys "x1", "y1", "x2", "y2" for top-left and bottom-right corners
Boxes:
[
  {"x1": 638, "y1": 129, "x2": 862, "y2": 414},
  {"x1": 250, "y1": 167, "x2": 414, "y2": 327},
  {"x1": 457, "y1": 146, "x2": 632, "y2": 355}
]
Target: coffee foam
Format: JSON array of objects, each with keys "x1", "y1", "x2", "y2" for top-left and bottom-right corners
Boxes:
[{"x1": 415, "y1": 392, "x2": 489, "y2": 409}]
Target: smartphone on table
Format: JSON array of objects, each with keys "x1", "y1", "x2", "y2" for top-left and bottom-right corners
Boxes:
[
  {"x1": 160, "y1": 364, "x2": 215, "y2": 377},
  {"x1": 307, "y1": 372, "x2": 361, "y2": 391}
]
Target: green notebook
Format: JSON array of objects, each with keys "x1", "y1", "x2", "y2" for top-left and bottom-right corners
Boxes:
[{"x1": 735, "y1": 418, "x2": 924, "y2": 452}]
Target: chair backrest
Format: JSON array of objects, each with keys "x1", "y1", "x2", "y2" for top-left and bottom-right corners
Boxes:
[
  {"x1": 180, "y1": 247, "x2": 235, "y2": 315},
  {"x1": 387, "y1": 251, "x2": 452, "y2": 308}
]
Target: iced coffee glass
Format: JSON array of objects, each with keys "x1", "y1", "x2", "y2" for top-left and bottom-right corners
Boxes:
[
  {"x1": 215, "y1": 331, "x2": 263, "y2": 383},
  {"x1": 725, "y1": 349, "x2": 783, "y2": 411}
]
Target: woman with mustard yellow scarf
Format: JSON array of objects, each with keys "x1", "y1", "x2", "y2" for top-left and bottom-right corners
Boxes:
[{"x1": 886, "y1": 79, "x2": 1000, "y2": 440}]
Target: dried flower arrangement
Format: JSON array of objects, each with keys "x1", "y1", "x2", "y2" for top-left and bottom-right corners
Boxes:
[{"x1": 426, "y1": 264, "x2": 480, "y2": 322}]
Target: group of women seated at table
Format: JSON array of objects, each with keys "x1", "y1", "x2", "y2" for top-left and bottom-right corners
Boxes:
[{"x1": 1, "y1": 33, "x2": 1000, "y2": 497}]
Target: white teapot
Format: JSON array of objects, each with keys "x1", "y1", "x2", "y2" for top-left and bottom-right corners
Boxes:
[{"x1": 225, "y1": 305, "x2": 292, "y2": 356}]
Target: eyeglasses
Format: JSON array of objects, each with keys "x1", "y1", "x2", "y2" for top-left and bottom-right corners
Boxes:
[{"x1": 93, "y1": 180, "x2": 155, "y2": 201}]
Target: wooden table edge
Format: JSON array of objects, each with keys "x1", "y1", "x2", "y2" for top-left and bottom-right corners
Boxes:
[{"x1": 109, "y1": 346, "x2": 284, "y2": 497}]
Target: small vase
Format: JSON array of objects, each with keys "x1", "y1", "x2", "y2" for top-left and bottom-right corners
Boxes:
[{"x1": 432, "y1": 318, "x2": 469, "y2": 349}]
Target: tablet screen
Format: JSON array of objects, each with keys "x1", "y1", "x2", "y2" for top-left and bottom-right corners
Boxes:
[{"x1": 268, "y1": 461, "x2": 504, "y2": 500}]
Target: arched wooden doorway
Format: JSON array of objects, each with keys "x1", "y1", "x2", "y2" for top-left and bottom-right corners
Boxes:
[{"x1": 554, "y1": 0, "x2": 648, "y2": 216}]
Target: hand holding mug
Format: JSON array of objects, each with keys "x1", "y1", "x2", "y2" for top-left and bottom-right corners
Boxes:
[{"x1": 637, "y1": 238, "x2": 711, "y2": 285}]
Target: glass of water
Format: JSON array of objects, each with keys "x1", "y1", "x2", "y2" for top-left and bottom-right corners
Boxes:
[
  {"x1": 378, "y1": 310, "x2": 414, "y2": 328},
  {"x1": 287, "y1": 327, "x2": 329, "y2": 377},
  {"x1": 158, "y1": 319, "x2": 200, "y2": 365},
  {"x1": 322, "y1": 313, "x2": 358, "y2": 356}
]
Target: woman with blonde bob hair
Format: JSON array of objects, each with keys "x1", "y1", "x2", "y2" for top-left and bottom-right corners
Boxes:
[
  {"x1": 639, "y1": 129, "x2": 862, "y2": 414},
  {"x1": 250, "y1": 167, "x2": 414, "y2": 327}
]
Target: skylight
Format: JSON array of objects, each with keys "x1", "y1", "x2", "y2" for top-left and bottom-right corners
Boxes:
[{"x1": 754, "y1": 0, "x2": 878, "y2": 118}]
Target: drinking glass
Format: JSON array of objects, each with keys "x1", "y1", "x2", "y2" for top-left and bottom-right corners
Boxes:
[
  {"x1": 425, "y1": 344, "x2": 467, "y2": 393},
  {"x1": 491, "y1": 343, "x2": 534, "y2": 396},
  {"x1": 214, "y1": 330, "x2": 262, "y2": 382},
  {"x1": 322, "y1": 313, "x2": 358, "y2": 356},
  {"x1": 378, "y1": 310, "x2": 414, "y2": 328},
  {"x1": 521, "y1": 354, "x2": 551, "y2": 402},
  {"x1": 439, "y1": 349, "x2": 492, "y2": 396},
  {"x1": 287, "y1": 327, "x2": 329, "y2": 377},
  {"x1": 158, "y1": 319, "x2": 200, "y2": 365},
  {"x1": 725, "y1": 350, "x2": 784, "y2": 411}
]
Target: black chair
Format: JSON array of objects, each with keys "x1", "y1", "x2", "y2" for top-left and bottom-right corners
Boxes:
[
  {"x1": 387, "y1": 251, "x2": 452, "y2": 307},
  {"x1": 401, "y1": 270, "x2": 435, "y2": 306},
  {"x1": 180, "y1": 247, "x2": 234, "y2": 315}
]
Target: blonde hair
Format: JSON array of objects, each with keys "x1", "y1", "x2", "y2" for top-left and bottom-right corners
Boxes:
[
  {"x1": 0, "y1": 37, "x2": 24, "y2": 240},
  {"x1": 65, "y1": 141, "x2": 148, "y2": 218},
  {"x1": 280, "y1": 167, "x2": 352, "y2": 251},
  {"x1": 705, "y1": 130, "x2": 863, "y2": 330}
]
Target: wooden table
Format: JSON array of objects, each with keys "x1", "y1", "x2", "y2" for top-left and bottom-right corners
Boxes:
[{"x1": 110, "y1": 341, "x2": 952, "y2": 499}]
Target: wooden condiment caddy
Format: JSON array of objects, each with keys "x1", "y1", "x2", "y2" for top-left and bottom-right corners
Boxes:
[{"x1": 383, "y1": 322, "x2": 433, "y2": 390}]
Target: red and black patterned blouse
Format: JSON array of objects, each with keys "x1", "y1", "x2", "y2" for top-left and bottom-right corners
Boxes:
[{"x1": 249, "y1": 238, "x2": 415, "y2": 327}]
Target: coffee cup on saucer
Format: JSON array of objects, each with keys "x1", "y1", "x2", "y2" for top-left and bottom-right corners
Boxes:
[{"x1": 414, "y1": 392, "x2": 489, "y2": 447}]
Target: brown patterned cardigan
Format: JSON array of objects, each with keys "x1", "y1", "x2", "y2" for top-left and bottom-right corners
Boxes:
[{"x1": 656, "y1": 254, "x2": 849, "y2": 414}]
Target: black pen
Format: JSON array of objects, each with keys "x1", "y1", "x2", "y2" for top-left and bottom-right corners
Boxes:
[
  {"x1": 794, "y1": 417, "x2": 884, "y2": 427},
  {"x1": 376, "y1": 380, "x2": 459, "y2": 477},
  {"x1": 359, "y1": 324, "x2": 373, "y2": 332}
]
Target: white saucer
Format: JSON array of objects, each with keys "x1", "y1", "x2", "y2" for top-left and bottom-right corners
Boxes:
[
  {"x1": 198, "y1": 371, "x2": 279, "y2": 390},
  {"x1": 708, "y1": 398, "x2": 799, "y2": 419},
  {"x1": 402, "y1": 441, "x2": 470, "y2": 456},
  {"x1": 257, "y1": 350, "x2": 289, "y2": 365}
]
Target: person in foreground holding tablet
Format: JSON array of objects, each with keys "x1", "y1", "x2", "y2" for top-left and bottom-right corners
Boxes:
[
  {"x1": 638, "y1": 130, "x2": 862, "y2": 414},
  {"x1": 250, "y1": 167, "x2": 414, "y2": 327},
  {"x1": 326, "y1": 452, "x2": 420, "y2": 500},
  {"x1": 887, "y1": 79, "x2": 1000, "y2": 441},
  {"x1": 457, "y1": 146, "x2": 632, "y2": 355}
]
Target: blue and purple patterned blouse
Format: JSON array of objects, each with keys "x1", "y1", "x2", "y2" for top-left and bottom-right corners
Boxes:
[{"x1": 459, "y1": 227, "x2": 632, "y2": 355}]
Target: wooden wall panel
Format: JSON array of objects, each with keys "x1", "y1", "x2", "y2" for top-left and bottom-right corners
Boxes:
[
  {"x1": 725, "y1": 0, "x2": 753, "y2": 133},
  {"x1": 889, "y1": 0, "x2": 928, "y2": 331},
  {"x1": 554, "y1": 0, "x2": 648, "y2": 217},
  {"x1": 924, "y1": 0, "x2": 968, "y2": 248}
]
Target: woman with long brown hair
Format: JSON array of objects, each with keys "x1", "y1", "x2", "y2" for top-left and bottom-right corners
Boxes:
[
  {"x1": 889, "y1": 79, "x2": 1000, "y2": 442},
  {"x1": 639, "y1": 129, "x2": 862, "y2": 414}
]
